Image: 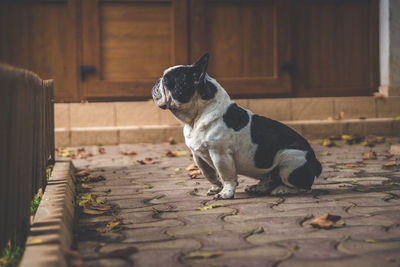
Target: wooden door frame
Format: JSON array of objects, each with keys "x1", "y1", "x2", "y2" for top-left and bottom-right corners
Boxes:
[{"x1": 80, "y1": 0, "x2": 189, "y2": 101}]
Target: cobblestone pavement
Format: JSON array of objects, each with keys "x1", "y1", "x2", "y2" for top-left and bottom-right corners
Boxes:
[{"x1": 68, "y1": 137, "x2": 400, "y2": 267}]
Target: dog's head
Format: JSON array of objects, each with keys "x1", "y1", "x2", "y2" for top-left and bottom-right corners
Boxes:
[{"x1": 152, "y1": 53, "x2": 217, "y2": 112}]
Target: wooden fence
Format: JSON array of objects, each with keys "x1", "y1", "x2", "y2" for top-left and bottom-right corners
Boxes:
[{"x1": 0, "y1": 64, "x2": 55, "y2": 252}]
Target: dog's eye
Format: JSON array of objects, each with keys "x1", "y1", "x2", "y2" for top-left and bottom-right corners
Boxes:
[{"x1": 163, "y1": 77, "x2": 175, "y2": 89}]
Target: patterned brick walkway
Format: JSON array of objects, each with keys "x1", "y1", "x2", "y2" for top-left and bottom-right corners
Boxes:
[{"x1": 68, "y1": 137, "x2": 400, "y2": 267}]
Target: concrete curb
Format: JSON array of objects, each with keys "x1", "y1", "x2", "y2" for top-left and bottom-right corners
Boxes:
[
  {"x1": 20, "y1": 161, "x2": 75, "y2": 267},
  {"x1": 55, "y1": 118, "x2": 400, "y2": 146}
]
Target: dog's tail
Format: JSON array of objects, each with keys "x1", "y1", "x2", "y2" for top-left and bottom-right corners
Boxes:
[{"x1": 306, "y1": 150, "x2": 322, "y2": 178}]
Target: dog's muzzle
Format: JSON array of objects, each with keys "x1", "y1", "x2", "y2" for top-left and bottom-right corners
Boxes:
[{"x1": 152, "y1": 78, "x2": 170, "y2": 110}]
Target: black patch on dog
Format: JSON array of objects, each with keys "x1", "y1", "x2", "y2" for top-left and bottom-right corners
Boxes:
[
  {"x1": 287, "y1": 158, "x2": 315, "y2": 190},
  {"x1": 250, "y1": 115, "x2": 319, "y2": 170},
  {"x1": 198, "y1": 80, "x2": 217, "y2": 100},
  {"x1": 223, "y1": 103, "x2": 249, "y2": 131},
  {"x1": 152, "y1": 78, "x2": 162, "y2": 101},
  {"x1": 163, "y1": 66, "x2": 196, "y2": 103}
]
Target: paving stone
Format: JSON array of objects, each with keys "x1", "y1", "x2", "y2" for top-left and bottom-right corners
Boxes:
[
  {"x1": 279, "y1": 255, "x2": 398, "y2": 267},
  {"x1": 182, "y1": 245, "x2": 290, "y2": 267},
  {"x1": 337, "y1": 239, "x2": 400, "y2": 255},
  {"x1": 70, "y1": 139, "x2": 400, "y2": 266},
  {"x1": 137, "y1": 238, "x2": 201, "y2": 251}
]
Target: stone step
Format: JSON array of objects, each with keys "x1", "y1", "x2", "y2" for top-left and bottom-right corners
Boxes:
[{"x1": 55, "y1": 118, "x2": 399, "y2": 147}]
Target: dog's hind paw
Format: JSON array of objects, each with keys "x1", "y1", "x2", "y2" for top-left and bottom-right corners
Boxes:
[{"x1": 213, "y1": 184, "x2": 235, "y2": 199}]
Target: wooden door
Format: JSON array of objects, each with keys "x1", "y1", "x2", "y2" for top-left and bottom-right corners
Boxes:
[
  {"x1": 292, "y1": 0, "x2": 379, "y2": 97},
  {"x1": 81, "y1": 0, "x2": 188, "y2": 100},
  {"x1": 190, "y1": 0, "x2": 293, "y2": 98}
]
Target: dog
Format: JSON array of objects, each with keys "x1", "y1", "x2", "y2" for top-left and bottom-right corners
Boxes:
[{"x1": 152, "y1": 53, "x2": 322, "y2": 199}]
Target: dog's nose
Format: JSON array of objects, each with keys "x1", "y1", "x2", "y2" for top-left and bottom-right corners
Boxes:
[{"x1": 159, "y1": 105, "x2": 167, "y2": 110}]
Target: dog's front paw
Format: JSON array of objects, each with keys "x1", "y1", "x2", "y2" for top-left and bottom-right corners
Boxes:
[
  {"x1": 213, "y1": 183, "x2": 235, "y2": 199},
  {"x1": 207, "y1": 184, "x2": 223, "y2": 196}
]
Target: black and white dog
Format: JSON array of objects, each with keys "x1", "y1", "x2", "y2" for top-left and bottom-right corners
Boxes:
[{"x1": 152, "y1": 53, "x2": 322, "y2": 199}]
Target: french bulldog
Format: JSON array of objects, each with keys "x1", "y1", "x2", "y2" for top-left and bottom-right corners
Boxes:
[{"x1": 152, "y1": 53, "x2": 322, "y2": 199}]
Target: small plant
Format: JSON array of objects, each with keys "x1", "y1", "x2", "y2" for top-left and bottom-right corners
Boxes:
[
  {"x1": 0, "y1": 234, "x2": 25, "y2": 267},
  {"x1": 30, "y1": 188, "x2": 43, "y2": 216}
]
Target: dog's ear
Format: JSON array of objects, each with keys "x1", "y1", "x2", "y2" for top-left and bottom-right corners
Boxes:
[{"x1": 193, "y1": 52, "x2": 209, "y2": 82}]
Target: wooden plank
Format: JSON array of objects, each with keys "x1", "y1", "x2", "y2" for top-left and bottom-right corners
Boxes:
[
  {"x1": 293, "y1": 0, "x2": 379, "y2": 97},
  {"x1": 0, "y1": 1, "x2": 80, "y2": 102}
]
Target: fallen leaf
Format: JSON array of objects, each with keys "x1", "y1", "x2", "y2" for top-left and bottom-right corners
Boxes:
[
  {"x1": 384, "y1": 161, "x2": 397, "y2": 167},
  {"x1": 365, "y1": 239, "x2": 377, "y2": 243},
  {"x1": 165, "y1": 150, "x2": 177, "y2": 157},
  {"x1": 98, "y1": 147, "x2": 106, "y2": 154},
  {"x1": 72, "y1": 151, "x2": 93, "y2": 159},
  {"x1": 189, "y1": 188, "x2": 199, "y2": 196},
  {"x1": 185, "y1": 163, "x2": 198, "y2": 171},
  {"x1": 96, "y1": 220, "x2": 121, "y2": 233},
  {"x1": 80, "y1": 184, "x2": 92, "y2": 190},
  {"x1": 122, "y1": 151, "x2": 137, "y2": 156},
  {"x1": 58, "y1": 148, "x2": 75, "y2": 158},
  {"x1": 322, "y1": 151, "x2": 331, "y2": 156},
  {"x1": 290, "y1": 245, "x2": 299, "y2": 253},
  {"x1": 174, "y1": 150, "x2": 191, "y2": 156},
  {"x1": 344, "y1": 163, "x2": 365, "y2": 168},
  {"x1": 75, "y1": 169, "x2": 90, "y2": 177},
  {"x1": 363, "y1": 150, "x2": 377, "y2": 160},
  {"x1": 82, "y1": 207, "x2": 106, "y2": 215},
  {"x1": 362, "y1": 140, "x2": 375, "y2": 147},
  {"x1": 322, "y1": 139, "x2": 335, "y2": 147},
  {"x1": 188, "y1": 170, "x2": 202, "y2": 179},
  {"x1": 185, "y1": 251, "x2": 223, "y2": 259},
  {"x1": 78, "y1": 174, "x2": 106, "y2": 183},
  {"x1": 376, "y1": 136, "x2": 386, "y2": 143},
  {"x1": 384, "y1": 152, "x2": 394, "y2": 159},
  {"x1": 395, "y1": 116, "x2": 400, "y2": 121},
  {"x1": 137, "y1": 158, "x2": 157, "y2": 165},
  {"x1": 168, "y1": 137, "x2": 176, "y2": 145},
  {"x1": 105, "y1": 247, "x2": 138, "y2": 258},
  {"x1": 197, "y1": 203, "x2": 224, "y2": 211},
  {"x1": 248, "y1": 226, "x2": 265, "y2": 235},
  {"x1": 308, "y1": 214, "x2": 342, "y2": 229}
]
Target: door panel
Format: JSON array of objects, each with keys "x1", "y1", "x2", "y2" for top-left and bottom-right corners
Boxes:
[
  {"x1": 81, "y1": 0, "x2": 188, "y2": 100},
  {"x1": 293, "y1": 0, "x2": 379, "y2": 97},
  {"x1": 190, "y1": 0, "x2": 293, "y2": 97}
]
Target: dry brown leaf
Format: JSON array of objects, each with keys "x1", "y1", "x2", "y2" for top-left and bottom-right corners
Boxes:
[
  {"x1": 309, "y1": 214, "x2": 342, "y2": 229},
  {"x1": 82, "y1": 207, "x2": 106, "y2": 215},
  {"x1": 79, "y1": 174, "x2": 106, "y2": 183},
  {"x1": 75, "y1": 169, "x2": 91, "y2": 178},
  {"x1": 97, "y1": 220, "x2": 121, "y2": 233},
  {"x1": 122, "y1": 151, "x2": 137, "y2": 156},
  {"x1": 384, "y1": 161, "x2": 397, "y2": 167},
  {"x1": 137, "y1": 157, "x2": 157, "y2": 165},
  {"x1": 72, "y1": 151, "x2": 93, "y2": 159},
  {"x1": 80, "y1": 183, "x2": 92, "y2": 189},
  {"x1": 363, "y1": 150, "x2": 377, "y2": 160},
  {"x1": 345, "y1": 163, "x2": 365, "y2": 168},
  {"x1": 384, "y1": 152, "x2": 394, "y2": 159},
  {"x1": 165, "y1": 150, "x2": 177, "y2": 157},
  {"x1": 98, "y1": 147, "x2": 106, "y2": 154},
  {"x1": 188, "y1": 170, "x2": 202, "y2": 179},
  {"x1": 185, "y1": 163, "x2": 198, "y2": 171}
]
